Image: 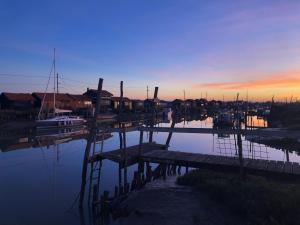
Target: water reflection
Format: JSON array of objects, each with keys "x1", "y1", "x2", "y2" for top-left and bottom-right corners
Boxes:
[{"x1": 0, "y1": 115, "x2": 299, "y2": 225}]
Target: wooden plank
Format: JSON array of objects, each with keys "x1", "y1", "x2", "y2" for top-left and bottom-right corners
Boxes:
[
  {"x1": 89, "y1": 143, "x2": 165, "y2": 163},
  {"x1": 94, "y1": 145, "x2": 300, "y2": 177}
]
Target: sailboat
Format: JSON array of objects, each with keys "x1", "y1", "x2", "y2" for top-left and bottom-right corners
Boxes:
[{"x1": 35, "y1": 49, "x2": 87, "y2": 129}]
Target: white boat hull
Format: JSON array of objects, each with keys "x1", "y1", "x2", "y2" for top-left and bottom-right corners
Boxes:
[{"x1": 36, "y1": 116, "x2": 86, "y2": 129}]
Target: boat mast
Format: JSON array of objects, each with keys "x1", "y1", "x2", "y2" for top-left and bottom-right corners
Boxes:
[{"x1": 53, "y1": 48, "x2": 56, "y2": 113}]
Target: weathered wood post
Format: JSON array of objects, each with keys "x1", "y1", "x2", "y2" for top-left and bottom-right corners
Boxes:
[
  {"x1": 118, "y1": 163, "x2": 122, "y2": 194},
  {"x1": 123, "y1": 125, "x2": 128, "y2": 185},
  {"x1": 235, "y1": 93, "x2": 245, "y2": 179},
  {"x1": 138, "y1": 129, "x2": 145, "y2": 175},
  {"x1": 118, "y1": 81, "x2": 124, "y2": 152},
  {"x1": 79, "y1": 78, "x2": 103, "y2": 208},
  {"x1": 119, "y1": 81, "x2": 124, "y2": 116},
  {"x1": 92, "y1": 184, "x2": 99, "y2": 209},
  {"x1": 149, "y1": 86, "x2": 159, "y2": 143},
  {"x1": 165, "y1": 121, "x2": 175, "y2": 149},
  {"x1": 237, "y1": 132, "x2": 245, "y2": 179},
  {"x1": 138, "y1": 130, "x2": 144, "y2": 155}
]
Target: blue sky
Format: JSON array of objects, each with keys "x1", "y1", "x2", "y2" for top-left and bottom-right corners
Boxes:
[{"x1": 1, "y1": 0, "x2": 300, "y2": 100}]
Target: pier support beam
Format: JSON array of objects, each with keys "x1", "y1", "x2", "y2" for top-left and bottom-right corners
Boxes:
[{"x1": 79, "y1": 78, "x2": 103, "y2": 208}]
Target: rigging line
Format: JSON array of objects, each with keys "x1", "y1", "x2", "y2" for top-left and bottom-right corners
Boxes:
[{"x1": 38, "y1": 61, "x2": 54, "y2": 119}]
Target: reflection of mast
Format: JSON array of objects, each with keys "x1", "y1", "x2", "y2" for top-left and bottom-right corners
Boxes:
[{"x1": 53, "y1": 48, "x2": 56, "y2": 111}]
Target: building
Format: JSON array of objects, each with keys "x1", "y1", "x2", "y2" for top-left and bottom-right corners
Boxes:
[
  {"x1": 32, "y1": 92, "x2": 75, "y2": 111},
  {"x1": 0, "y1": 93, "x2": 36, "y2": 110},
  {"x1": 111, "y1": 97, "x2": 132, "y2": 111},
  {"x1": 144, "y1": 97, "x2": 160, "y2": 111},
  {"x1": 83, "y1": 88, "x2": 113, "y2": 111},
  {"x1": 171, "y1": 99, "x2": 184, "y2": 110},
  {"x1": 158, "y1": 100, "x2": 170, "y2": 108},
  {"x1": 68, "y1": 94, "x2": 92, "y2": 109},
  {"x1": 132, "y1": 99, "x2": 144, "y2": 112},
  {"x1": 184, "y1": 99, "x2": 195, "y2": 109}
]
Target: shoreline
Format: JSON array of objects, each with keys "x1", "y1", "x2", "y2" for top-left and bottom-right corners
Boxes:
[{"x1": 110, "y1": 176, "x2": 243, "y2": 225}]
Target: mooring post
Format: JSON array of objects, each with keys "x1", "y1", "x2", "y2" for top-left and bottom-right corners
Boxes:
[
  {"x1": 79, "y1": 78, "x2": 103, "y2": 208},
  {"x1": 118, "y1": 163, "x2": 122, "y2": 193},
  {"x1": 118, "y1": 81, "x2": 124, "y2": 157},
  {"x1": 237, "y1": 132, "x2": 245, "y2": 179},
  {"x1": 236, "y1": 93, "x2": 245, "y2": 179},
  {"x1": 138, "y1": 130, "x2": 144, "y2": 155},
  {"x1": 123, "y1": 125, "x2": 128, "y2": 185},
  {"x1": 149, "y1": 86, "x2": 159, "y2": 143},
  {"x1": 92, "y1": 184, "x2": 99, "y2": 208},
  {"x1": 165, "y1": 121, "x2": 175, "y2": 149},
  {"x1": 119, "y1": 81, "x2": 124, "y2": 117}
]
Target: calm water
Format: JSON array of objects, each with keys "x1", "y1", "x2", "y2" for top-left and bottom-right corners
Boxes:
[{"x1": 0, "y1": 116, "x2": 299, "y2": 225}]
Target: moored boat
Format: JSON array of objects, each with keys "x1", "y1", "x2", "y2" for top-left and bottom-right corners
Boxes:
[{"x1": 35, "y1": 49, "x2": 86, "y2": 129}]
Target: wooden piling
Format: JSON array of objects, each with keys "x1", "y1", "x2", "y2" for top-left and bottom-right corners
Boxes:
[
  {"x1": 79, "y1": 78, "x2": 103, "y2": 208},
  {"x1": 237, "y1": 133, "x2": 245, "y2": 179},
  {"x1": 138, "y1": 131, "x2": 144, "y2": 155},
  {"x1": 165, "y1": 121, "x2": 175, "y2": 149},
  {"x1": 92, "y1": 185, "x2": 99, "y2": 211},
  {"x1": 149, "y1": 86, "x2": 159, "y2": 143}
]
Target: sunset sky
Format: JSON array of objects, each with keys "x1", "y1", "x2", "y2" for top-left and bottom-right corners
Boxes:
[{"x1": 1, "y1": 0, "x2": 300, "y2": 101}]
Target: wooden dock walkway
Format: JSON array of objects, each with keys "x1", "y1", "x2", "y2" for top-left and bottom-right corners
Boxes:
[
  {"x1": 90, "y1": 144, "x2": 300, "y2": 176},
  {"x1": 141, "y1": 150, "x2": 300, "y2": 176},
  {"x1": 88, "y1": 142, "x2": 166, "y2": 166}
]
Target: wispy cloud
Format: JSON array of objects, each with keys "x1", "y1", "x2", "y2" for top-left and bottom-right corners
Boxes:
[{"x1": 193, "y1": 70, "x2": 300, "y2": 90}]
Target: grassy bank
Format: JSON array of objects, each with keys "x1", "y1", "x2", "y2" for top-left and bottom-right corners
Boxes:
[{"x1": 177, "y1": 170, "x2": 300, "y2": 225}]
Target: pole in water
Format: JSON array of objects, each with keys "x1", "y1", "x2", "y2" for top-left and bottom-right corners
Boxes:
[
  {"x1": 79, "y1": 78, "x2": 103, "y2": 208},
  {"x1": 146, "y1": 85, "x2": 149, "y2": 99}
]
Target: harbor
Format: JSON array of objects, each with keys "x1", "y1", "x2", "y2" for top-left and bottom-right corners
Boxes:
[{"x1": 2, "y1": 1, "x2": 300, "y2": 224}]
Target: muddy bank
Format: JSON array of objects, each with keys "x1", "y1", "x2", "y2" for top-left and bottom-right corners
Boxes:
[{"x1": 111, "y1": 176, "x2": 243, "y2": 225}]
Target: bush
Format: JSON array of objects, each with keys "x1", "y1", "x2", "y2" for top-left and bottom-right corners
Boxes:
[{"x1": 177, "y1": 170, "x2": 300, "y2": 225}]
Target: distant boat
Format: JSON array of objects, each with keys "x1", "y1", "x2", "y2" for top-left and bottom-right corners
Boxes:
[{"x1": 36, "y1": 49, "x2": 86, "y2": 129}]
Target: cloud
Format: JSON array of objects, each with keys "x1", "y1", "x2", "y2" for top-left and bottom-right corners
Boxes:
[{"x1": 193, "y1": 71, "x2": 300, "y2": 90}]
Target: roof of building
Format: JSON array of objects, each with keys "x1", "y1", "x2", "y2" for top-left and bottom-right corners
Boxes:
[
  {"x1": 68, "y1": 94, "x2": 91, "y2": 101},
  {"x1": 84, "y1": 89, "x2": 113, "y2": 97},
  {"x1": 33, "y1": 93, "x2": 73, "y2": 101},
  {"x1": 111, "y1": 97, "x2": 131, "y2": 102},
  {"x1": 1, "y1": 92, "x2": 35, "y2": 101},
  {"x1": 172, "y1": 99, "x2": 183, "y2": 103}
]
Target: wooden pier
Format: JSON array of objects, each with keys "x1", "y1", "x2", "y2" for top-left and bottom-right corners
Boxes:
[
  {"x1": 89, "y1": 144, "x2": 300, "y2": 177},
  {"x1": 141, "y1": 150, "x2": 300, "y2": 176},
  {"x1": 89, "y1": 142, "x2": 166, "y2": 166}
]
